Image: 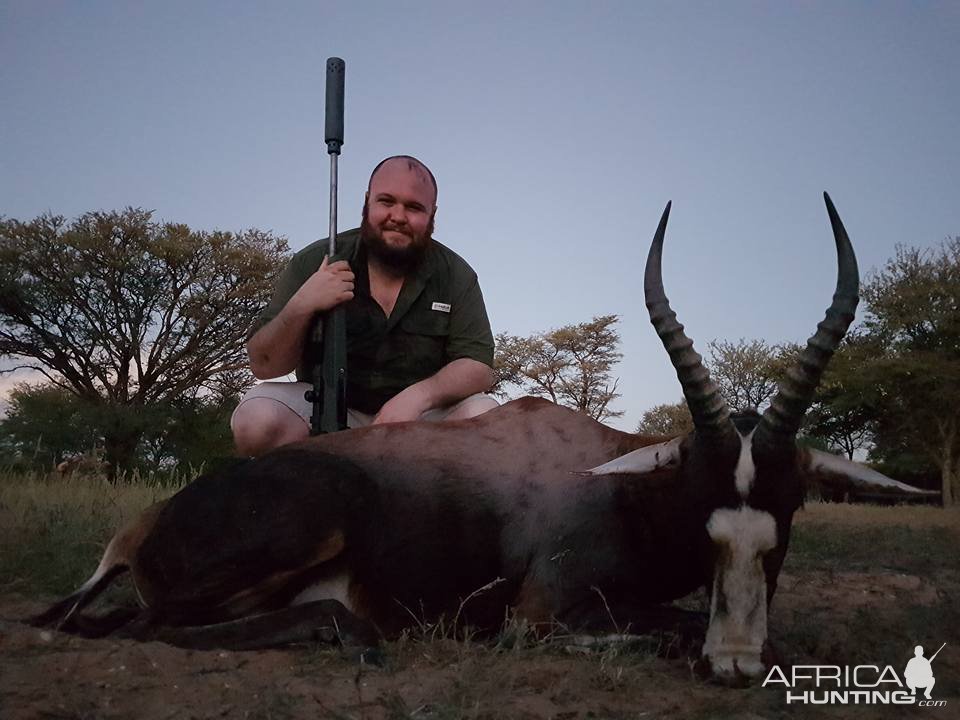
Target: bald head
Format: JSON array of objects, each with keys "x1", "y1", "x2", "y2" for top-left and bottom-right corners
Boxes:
[
  {"x1": 361, "y1": 155, "x2": 437, "y2": 275},
  {"x1": 367, "y1": 155, "x2": 438, "y2": 205}
]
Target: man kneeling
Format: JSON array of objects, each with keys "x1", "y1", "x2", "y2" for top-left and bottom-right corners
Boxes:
[{"x1": 232, "y1": 155, "x2": 497, "y2": 456}]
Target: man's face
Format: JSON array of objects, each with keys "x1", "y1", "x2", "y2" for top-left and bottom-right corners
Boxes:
[{"x1": 361, "y1": 160, "x2": 436, "y2": 272}]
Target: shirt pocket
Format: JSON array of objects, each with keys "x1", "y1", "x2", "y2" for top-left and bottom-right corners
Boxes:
[
  {"x1": 395, "y1": 311, "x2": 450, "y2": 375},
  {"x1": 398, "y1": 311, "x2": 451, "y2": 337}
]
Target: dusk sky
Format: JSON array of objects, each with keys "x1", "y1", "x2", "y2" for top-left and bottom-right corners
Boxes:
[{"x1": 2, "y1": 1, "x2": 957, "y2": 430}]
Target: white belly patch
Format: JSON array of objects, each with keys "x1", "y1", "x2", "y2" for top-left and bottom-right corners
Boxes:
[{"x1": 290, "y1": 573, "x2": 354, "y2": 612}]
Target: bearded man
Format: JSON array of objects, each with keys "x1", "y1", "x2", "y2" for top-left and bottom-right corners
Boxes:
[{"x1": 232, "y1": 155, "x2": 497, "y2": 456}]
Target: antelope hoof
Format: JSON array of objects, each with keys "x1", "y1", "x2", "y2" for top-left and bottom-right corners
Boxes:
[{"x1": 705, "y1": 646, "x2": 766, "y2": 686}]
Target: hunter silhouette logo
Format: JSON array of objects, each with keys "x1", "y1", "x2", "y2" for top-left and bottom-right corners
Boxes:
[
  {"x1": 762, "y1": 642, "x2": 948, "y2": 707},
  {"x1": 905, "y1": 643, "x2": 945, "y2": 701}
]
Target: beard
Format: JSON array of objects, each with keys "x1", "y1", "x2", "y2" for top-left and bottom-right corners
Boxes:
[{"x1": 359, "y1": 202, "x2": 434, "y2": 275}]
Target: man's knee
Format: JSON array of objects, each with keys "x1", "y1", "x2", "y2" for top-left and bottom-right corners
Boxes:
[
  {"x1": 443, "y1": 394, "x2": 500, "y2": 421},
  {"x1": 232, "y1": 397, "x2": 309, "y2": 456}
]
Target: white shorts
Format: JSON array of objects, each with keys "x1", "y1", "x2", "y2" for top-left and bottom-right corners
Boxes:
[{"x1": 231, "y1": 381, "x2": 499, "y2": 430}]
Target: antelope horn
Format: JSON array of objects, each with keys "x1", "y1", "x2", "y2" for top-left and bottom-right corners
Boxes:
[
  {"x1": 757, "y1": 192, "x2": 859, "y2": 449},
  {"x1": 645, "y1": 202, "x2": 736, "y2": 446}
]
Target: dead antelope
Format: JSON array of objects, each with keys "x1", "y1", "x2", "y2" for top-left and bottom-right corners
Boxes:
[{"x1": 31, "y1": 193, "x2": 932, "y2": 681}]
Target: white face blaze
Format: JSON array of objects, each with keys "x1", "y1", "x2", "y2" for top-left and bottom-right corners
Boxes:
[
  {"x1": 703, "y1": 504, "x2": 778, "y2": 680},
  {"x1": 734, "y1": 429, "x2": 757, "y2": 499}
]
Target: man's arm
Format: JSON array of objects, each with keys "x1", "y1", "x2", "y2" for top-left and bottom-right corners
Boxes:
[
  {"x1": 372, "y1": 357, "x2": 494, "y2": 424},
  {"x1": 247, "y1": 302, "x2": 317, "y2": 379},
  {"x1": 247, "y1": 256, "x2": 354, "y2": 379}
]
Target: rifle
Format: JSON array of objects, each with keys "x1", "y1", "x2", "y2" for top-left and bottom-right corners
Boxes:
[
  {"x1": 306, "y1": 57, "x2": 348, "y2": 435},
  {"x1": 929, "y1": 642, "x2": 946, "y2": 663}
]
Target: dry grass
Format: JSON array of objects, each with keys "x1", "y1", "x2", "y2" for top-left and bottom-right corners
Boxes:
[
  {"x1": 0, "y1": 469, "x2": 170, "y2": 522},
  {"x1": 796, "y1": 500, "x2": 960, "y2": 529},
  {"x1": 787, "y1": 500, "x2": 960, "y2": 578},
  {"x1": 0, "y1": 469, "x2": 179, "y2": 596}
]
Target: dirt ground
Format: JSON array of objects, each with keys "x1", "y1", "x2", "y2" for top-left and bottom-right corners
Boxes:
[{"x1": 1, "y1": 566, "x2": 957, "y2": 720}]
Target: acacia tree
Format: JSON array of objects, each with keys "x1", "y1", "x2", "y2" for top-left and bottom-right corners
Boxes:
[
  {"x1": 0, "y1": 381, "x2": 239, "y2": 475},
  {"x1": 803, "y1": 337, "x2": 875, "y2": 459},
  {"x1": 828, "y1": 239, "x2": 960, "y2": 504},
  {"x1": 705, "y1": 338, "x2": 795, "y2": 413},
  {"x1": 635, "y1": 400, "x2": 693, "y2": 436},
  {"x1": 494, "y1": 314, "x2": 623, "y2": 422},
  {"x1": 636, "y1": 339, "x2": 795, "y2": 437},
  {"x1": 0, "y1": 383, "x2": 100, "y2": 468},
  {"x1": 0, "y1": 209, "x2": 288, "y2": 476}
]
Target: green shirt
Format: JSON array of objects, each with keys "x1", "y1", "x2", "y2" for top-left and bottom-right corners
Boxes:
[{"x1": 252, "y1": 228, "x2": 494, "y2": 414}]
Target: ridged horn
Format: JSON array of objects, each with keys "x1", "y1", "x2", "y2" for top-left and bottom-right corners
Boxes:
[
  {"x1": 757, "y1": 192, "x2": 859, "y2": 449},
  {"x1": 645, "y1": 202, "x2": 736, "y2": 445}
]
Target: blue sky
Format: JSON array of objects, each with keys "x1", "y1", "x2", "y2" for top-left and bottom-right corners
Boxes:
[{"x1": 2, "y1": 1, "x2": 957, "y2": 430}]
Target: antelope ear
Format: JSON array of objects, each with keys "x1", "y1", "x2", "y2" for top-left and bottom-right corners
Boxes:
[
  {"x1": 805, "y1": 449, "x2": 938, "y2": 495},
  {"x1": 579, "y1": 437, "x2": 683, "y2": 476}
]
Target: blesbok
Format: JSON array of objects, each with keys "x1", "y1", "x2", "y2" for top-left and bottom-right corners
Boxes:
[{"x1": 31, "y1": 193, "x2": 932, "y2": 681}]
